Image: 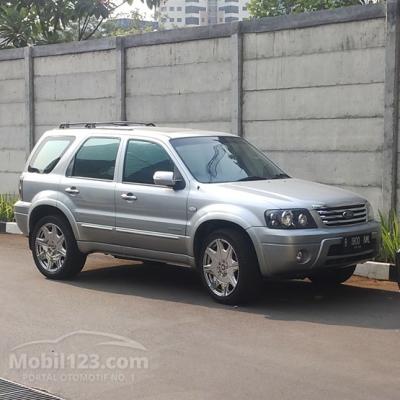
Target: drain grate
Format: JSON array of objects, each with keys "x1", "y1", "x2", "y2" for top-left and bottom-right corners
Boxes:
[{"x1": 0, "y1": 378, "x2": 64, "y2": 400}]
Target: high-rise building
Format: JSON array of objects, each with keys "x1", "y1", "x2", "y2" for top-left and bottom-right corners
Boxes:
[{"x1": 159, "y1": 0, "x2": 250, "y2": 29}]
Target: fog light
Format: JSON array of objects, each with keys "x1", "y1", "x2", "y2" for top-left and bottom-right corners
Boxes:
[{"x1": 296, "y1": 249, "x2": 307, "y2": 263}]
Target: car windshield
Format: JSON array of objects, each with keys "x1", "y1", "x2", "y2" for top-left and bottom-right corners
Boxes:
[{"x1": 170, "y1": 136, "x2": 289, "y2": 184}]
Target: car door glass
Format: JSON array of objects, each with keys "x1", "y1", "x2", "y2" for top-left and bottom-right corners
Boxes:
[
  {"x1": 71, "y1": 137, "x2": 120, "y2": 180},
  {"x1": 123, "y1": 140, "x2": 175, "y2": 184},
  {"x1": 29, "y1": 137, "x2": 74, "y2": 174}
]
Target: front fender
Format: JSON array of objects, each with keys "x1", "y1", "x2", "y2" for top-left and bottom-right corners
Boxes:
[{"x1": 186, "y1": 204, "x2": 263, "y2": 257}]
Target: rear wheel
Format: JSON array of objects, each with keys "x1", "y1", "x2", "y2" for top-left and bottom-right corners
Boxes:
[
  {"x1": 198, "y1": 229, "x2": 261, "y2": 305},
  {"x1": 31, "y1": 215, "x2": 86, "y2": 279},
  {"x1": 309, "y1": 265, "x2": 356, "y2": 286}
]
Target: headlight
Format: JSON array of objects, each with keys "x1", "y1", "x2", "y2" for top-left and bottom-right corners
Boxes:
[
  {"x1": 265, "y1": 209, "x2": 317, "y2": 229},
  {"x1": 366, "y1": 201, "x2": 374, "y2": 221},
  {"x1": 281, "y1": 210, "x2": 293, "y2": 227}
]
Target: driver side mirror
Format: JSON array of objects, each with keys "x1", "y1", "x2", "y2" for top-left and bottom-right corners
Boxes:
[{"x1": 153, "y1": 171, "x2": 184, "y2": 190}]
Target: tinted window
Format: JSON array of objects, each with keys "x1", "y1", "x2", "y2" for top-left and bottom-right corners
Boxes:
[
  {"x1": 72, "y1": 137, "x2": 120, "y2": 180},
  {"x1": 185, "y1": 17, "x2": 199, "y2": 24},
  {"x1": 219, "y1": 5, "x2": 239, "y2": 12},
  {"x1": 123, "y1": 140, "x2": 174, "y2": 184},
  {"x1": 171, "y1": 136, "x2": 288, "y2": 183},
  {"x1": 185, "y1": 6, "x2": 206, "y2": 12},
  {"x1": 29, "y1": 137, "x2": 73, "y2": 174}
]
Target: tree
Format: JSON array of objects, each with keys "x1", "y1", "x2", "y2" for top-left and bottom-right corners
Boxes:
[
  {"x1": 247, "y1": 0, "x2": 372, "y2": 18},
  {"x1": 95, "y1": 8, "x2": 156, "y2": 37},
  {"x1": 142, "y1": 0, "x2": 160, "y2": 10},
  {"x1": 0, "y1": 4, "x2": 32, "y2": 48},
  {"x1": 0, "y1": 0, "x2": 135, "y2": 48},
  {"x1": 140, "y1": 0, "x2": 161, "y2": 20}
]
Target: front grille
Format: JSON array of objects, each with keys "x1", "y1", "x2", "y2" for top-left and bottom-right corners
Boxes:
[
  {"x1": 324, "y1": 251, "x2": 375, "y2": 267},
  {"x1": 315, "y1": 203, "x2": 367, "y2": 226}
]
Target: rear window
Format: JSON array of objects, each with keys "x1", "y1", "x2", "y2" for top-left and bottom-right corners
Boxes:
[{"x1": 28, "y1": 136, "x2": 74, "y2": 174}]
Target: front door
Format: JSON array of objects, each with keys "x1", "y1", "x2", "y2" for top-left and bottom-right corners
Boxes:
[
  {"x1": 60, "y1": 136, "x2": 121, "y2": 243},
  {"x1": 115, "y1": 139, "x2": 189, "y2": 255}
]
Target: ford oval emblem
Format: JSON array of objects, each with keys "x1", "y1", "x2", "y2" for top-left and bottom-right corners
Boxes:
[{"x1": 342, "y1": 210, "x2": 354, "y2": 219}]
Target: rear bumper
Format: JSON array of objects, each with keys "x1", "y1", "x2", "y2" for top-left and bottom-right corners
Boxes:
[
  {"x1": 247, "y1": 221, "x2": 380, "y2": 278},
  {"x1": 14, "y1": 201, "x2": 30, "y2": 236}
]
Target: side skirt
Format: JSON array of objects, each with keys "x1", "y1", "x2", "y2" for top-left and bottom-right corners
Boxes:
[{"x1": 77, "y1": 241, "x2": 196, "y2": 268}]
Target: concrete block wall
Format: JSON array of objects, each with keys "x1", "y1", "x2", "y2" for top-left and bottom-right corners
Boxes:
[
  {"x1": 126, "y1": 38, "x2": 232, "y2": 131},
  {"x1": 33, "y1": 50, "x2": 116, "y2": 141},
  {"x1": 0, "y1": 57, "x2": 26, "y2": 192},
  {"x1": 0, "y1": 2, "x2": 399, "y2": 217},
  {"x1": 242, "y1": 18, "x2": 386, "y2": 213}
]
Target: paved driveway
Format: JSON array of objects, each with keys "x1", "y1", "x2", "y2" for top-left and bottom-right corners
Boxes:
[{"x1": 0, "y1": 234, "x2": 399, "y2": 400}]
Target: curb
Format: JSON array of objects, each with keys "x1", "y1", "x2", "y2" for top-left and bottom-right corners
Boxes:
[
  {"x1": 355, "y1": 261, "x2": 398, "y2": 282},
  {"x1": 6, "y1": 222, "x2": 22, "y2": 235},
  {"x1": 0, "y1": 222, "x2": 22, "y2": 235}
]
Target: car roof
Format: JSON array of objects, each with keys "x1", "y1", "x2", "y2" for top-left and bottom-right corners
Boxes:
[{"x1": 45, "y1": 126, "x2": 235, "y2": 140}]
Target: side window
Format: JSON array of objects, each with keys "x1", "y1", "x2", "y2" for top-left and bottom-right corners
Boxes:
[
  {"x1": 71, "y1": 137, "x2": 120, "y2": 180},
  {"x1": 29, "y1": 137, "x2": 74, "y2": 174},
  {"x1": 123, "y1": 140, "x2": 175, "y2": 185}
]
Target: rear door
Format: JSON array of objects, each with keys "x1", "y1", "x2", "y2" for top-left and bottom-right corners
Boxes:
[
  {"x1": 59, "y1": 136, "x2": 121, "y2": 244},
  {"x1": 115, "y1": 138, "x2": 189, "y2": 255}
]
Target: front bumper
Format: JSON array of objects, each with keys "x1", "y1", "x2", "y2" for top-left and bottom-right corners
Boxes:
[{"x1": 247, "y1": 221, "x2": 380, "y2": 278}]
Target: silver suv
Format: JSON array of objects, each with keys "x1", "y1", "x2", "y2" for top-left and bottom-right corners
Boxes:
[{"x1": 15, "y1": 123, "x2": 380, "y2": 304}]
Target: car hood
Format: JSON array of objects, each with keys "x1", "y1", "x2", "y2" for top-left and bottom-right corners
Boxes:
[{"x1": 217, "y1": 178, "x2": 365, "y2": 209}]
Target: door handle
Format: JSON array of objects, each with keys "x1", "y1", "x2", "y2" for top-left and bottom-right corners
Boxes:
[
  {"x1": 121, "y1": 193, "x2": 137, "y2": 201},
  {"x1": 65, "y1": 187, "x2": 80, "y2": 195}
]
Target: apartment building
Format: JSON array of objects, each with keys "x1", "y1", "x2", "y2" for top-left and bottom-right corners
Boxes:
[{"x1": 159, "y1": 0, "x2": 250, "y2": 29}]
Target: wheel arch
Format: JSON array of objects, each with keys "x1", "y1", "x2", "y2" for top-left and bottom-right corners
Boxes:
[
  {"x1": 192, "y1": 219, "x2": 259, "y2": 270},
  {"x1": 28, "y1": 203, "x2": 79, "y2": 246}
]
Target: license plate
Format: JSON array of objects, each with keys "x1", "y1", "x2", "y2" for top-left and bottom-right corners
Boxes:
[{"x1": 342, "y1": 234, "x2": 372, "y2": 251}]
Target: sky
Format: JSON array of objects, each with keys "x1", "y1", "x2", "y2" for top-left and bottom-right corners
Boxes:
[{"x1": 115, "y1": 0, "x2": 154, "y2": 20}]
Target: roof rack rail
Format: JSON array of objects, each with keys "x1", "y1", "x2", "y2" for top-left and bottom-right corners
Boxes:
[{"x1": 59, "y1": 121, "x2": 156, "y2": 129}]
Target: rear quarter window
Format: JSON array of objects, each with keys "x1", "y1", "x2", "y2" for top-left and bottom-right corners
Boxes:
[{"x1": 28, "y1": 136, "x2": 74, "y2": 174}]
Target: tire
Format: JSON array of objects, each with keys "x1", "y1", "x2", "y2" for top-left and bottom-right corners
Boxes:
[
  {"x1": 30, "y1": 215, "x2": 86, "y2": 280},
  {"x1": 309, "y1": 265, "x2": 356, "y2": 286},
  {"x1": 198, "y1": 228, "x2": 261, "y2": 305}
]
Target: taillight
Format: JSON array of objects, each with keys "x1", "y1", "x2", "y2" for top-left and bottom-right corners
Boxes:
[{"x1": 18, "y1": 176, "x2": 23, "y2": 200}]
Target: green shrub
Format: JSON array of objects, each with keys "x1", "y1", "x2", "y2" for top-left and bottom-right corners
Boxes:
[
  {"x1": 0, "y1": 194, "x2": 17, "y2": 222},
  {"x1": 378, "y1": 211, "x2": 400, "y2": 264}
]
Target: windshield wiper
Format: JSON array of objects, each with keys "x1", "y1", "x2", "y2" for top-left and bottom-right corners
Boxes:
[
  {"x1": 271, "y1": 173, "x2": 290, "y2": 179},
  {"x1": 237, "y1": 176, "x2": 266, "y2": 182}
]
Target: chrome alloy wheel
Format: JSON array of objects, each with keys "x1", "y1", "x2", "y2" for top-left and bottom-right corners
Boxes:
[
  {"x1": 202, "y1": 238, "x2": 239, "y2": 297},
  {"x1": 35, "y1": 223, "x2": 67, "y2": 272}
]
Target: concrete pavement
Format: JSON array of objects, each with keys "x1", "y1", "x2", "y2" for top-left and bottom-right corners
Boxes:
[{"x1": 0, "y1": 234, "x2": 399, "y2": 400}]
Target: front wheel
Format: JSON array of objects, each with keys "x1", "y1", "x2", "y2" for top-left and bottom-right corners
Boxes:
[
  {"x1": 198, "y1": 229, "x2": 261, "y2": 305},
  {"x1": 31, "y1": 215, "x2": 86, "y2": 280},
  {"x1": 309, "y1": 265, "x2": 356, "y2": 286}
]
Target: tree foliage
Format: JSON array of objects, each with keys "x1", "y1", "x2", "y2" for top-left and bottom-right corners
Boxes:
[
  {"x1": 94, "y1": 8, "x2": 155, "y2": 38},
  {"x1": 247, "y1": 0, "x2": 372, "y2": 18},
  {"x1": 0, "y1": 0, "x2": 163, "y2": 48},
  {"x1": 142, "y1": 0, "x2": 160, "y2": 10}
]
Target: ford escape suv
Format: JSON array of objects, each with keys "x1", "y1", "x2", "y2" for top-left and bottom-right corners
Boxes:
[{"x1": 15, "y1": 122, "x2": 380, "y2": 304}]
